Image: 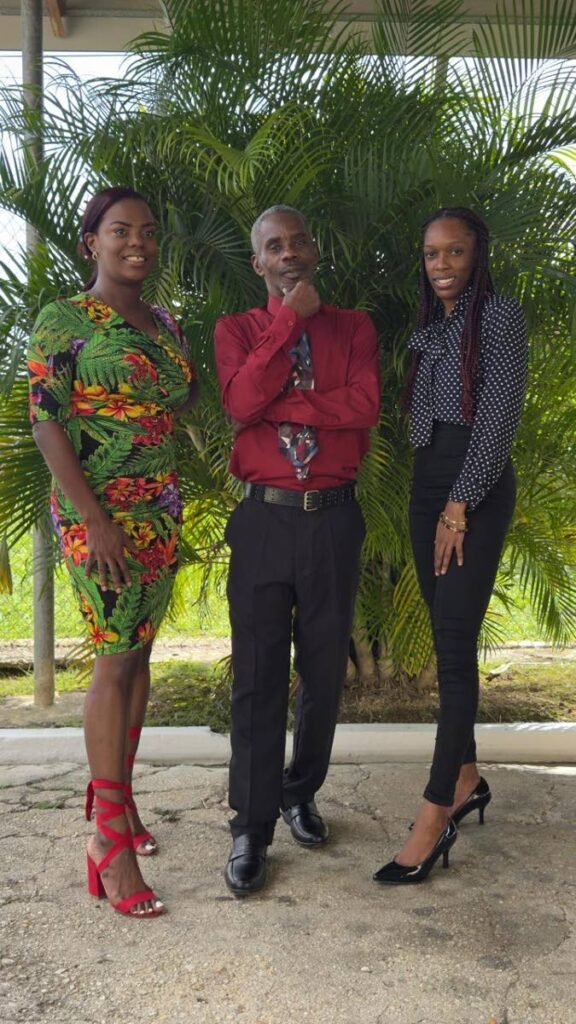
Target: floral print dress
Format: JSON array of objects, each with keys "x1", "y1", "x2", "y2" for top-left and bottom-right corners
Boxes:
[{"x1": 27, "y1": 294, "x2": 195, "y2": 655}]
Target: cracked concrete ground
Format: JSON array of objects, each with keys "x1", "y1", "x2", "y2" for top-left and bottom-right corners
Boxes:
[{"x1": 0, "y1": 761, "x2": 575, "y2": 1024}]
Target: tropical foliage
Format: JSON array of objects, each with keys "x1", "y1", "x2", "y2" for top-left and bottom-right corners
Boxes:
[{"x1": 0, "y1": 0, "x2": 575, "y2": 685}]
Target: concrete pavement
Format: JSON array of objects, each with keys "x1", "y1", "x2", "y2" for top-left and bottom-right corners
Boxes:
[{"x1": 1, "y1": 759, "x2": 575, "y2": 1024}]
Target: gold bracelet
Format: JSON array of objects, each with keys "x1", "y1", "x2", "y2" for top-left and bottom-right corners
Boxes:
[
  {"x1": 439, "y1": 511, "x2": 467, "y2": 533},
  {"x1": 441, "y1": 511, "x2": 467, "y2": 529}
]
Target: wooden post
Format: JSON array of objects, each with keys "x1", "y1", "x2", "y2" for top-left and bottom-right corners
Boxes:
[
  {"x1": 45, "y1": 0, "x2": 67, "y2": 39},
  {"x1": 32, "y1": 522, "x2": 55, "y2": 708},
  {"x1": 22, "y1": 0, "x2": 55, "y2": 707}
]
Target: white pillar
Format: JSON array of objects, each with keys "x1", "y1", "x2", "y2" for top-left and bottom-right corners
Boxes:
[{"x1": 21, "y1": 0, "x2": 55, "y2": 708}]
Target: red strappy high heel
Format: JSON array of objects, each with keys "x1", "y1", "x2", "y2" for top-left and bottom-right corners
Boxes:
[
  {"x1": 85, "y1": 778, "x2": 165, "y2": 918},
  {"x1": 125, "y1": 726, "x2": 158, "y2": 856}
]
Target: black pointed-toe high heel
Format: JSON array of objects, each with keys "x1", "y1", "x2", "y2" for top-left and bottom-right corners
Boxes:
[
  {"x1": 373, "y1": 819, "x2": 458, "y2": 885},
  {"x1": 452, "y1": 776, "x2": 491, "y2": 825}
]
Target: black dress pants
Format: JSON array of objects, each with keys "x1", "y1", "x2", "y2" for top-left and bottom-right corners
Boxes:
[
  {"x1": 409, "y1": 423, "x2": 516, "y2": 806},
  {"x1": 225, "y1": 496, "x2": 365, "y2": 843}
]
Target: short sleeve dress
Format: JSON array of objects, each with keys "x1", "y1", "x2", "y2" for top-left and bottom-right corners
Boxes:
[{"x1": 27, "y1": 293, "x2": 195, "y2": 655}]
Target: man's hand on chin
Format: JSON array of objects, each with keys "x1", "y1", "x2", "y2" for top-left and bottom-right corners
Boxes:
[{"x1": 281, "y1": 280, "x2": 321, "y2": 319}]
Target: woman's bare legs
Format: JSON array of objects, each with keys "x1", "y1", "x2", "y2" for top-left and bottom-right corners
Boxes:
[
  {"x1": 84, "y1": 646, "x2": 161, "y2": 915},
  {"x1": 124, "y1": 645, "x2": 157, "y2": 854}
]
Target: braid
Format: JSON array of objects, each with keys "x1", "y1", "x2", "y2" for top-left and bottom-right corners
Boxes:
[
  {"x1": 402, "y1": 207, "x2": 494, "y2": 421},
  {"x1": 400, "y1": 256, "x2": 433, "y2": 414},
  {"x1": 458, "y1": 218, "x2": 494, "y2": 419}
]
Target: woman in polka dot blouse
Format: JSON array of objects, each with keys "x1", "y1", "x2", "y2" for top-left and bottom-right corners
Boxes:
[{"x1": 374, "y1": 207, "x2": 528, "y2": 885}]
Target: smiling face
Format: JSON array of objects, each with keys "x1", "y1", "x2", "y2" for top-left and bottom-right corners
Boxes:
[
  {"x1": 84, "y1": 197, "x2": 157, "y2": 288},
  {"x1": 422, "y1": 217, "x2": 477, "y2": 313},
  {"x1": 251, "y1": 212, "x2": 319, "y2": 297}
]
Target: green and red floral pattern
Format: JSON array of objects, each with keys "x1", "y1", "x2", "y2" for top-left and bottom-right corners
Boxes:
[{"x1": 28, "y1": 294, "x2": 194, "y2": 655}]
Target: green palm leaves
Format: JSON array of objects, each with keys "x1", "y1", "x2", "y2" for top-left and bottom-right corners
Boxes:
[{"x1": 0, "y1": 0, "x2": 574, "y2": 677}]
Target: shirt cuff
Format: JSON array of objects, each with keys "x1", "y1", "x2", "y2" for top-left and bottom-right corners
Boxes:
[
  {"x1": 449, "y1": 480, "x2": 482, "y2": 511},
  {"x1": 254, "y1": 303, "x2": 305, "y2": 351}
]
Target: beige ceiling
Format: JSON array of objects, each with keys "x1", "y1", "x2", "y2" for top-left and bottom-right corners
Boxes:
[{"x1": 0, "y1": 1, "x2": 566, "y2": 54}]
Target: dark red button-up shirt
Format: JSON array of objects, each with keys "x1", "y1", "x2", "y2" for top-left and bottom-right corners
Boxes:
[{"x1": 214, "y1": 294, "x2": 380, "y2": 489}]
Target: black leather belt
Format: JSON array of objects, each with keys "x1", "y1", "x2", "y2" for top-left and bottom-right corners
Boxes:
[{"x1": 244, "y1": 482, "x2": 356, "y2": 512}]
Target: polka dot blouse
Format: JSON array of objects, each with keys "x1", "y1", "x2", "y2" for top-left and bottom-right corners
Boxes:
[{"x1": 408, "y1": 288, "x2": 528, "y2": 510}]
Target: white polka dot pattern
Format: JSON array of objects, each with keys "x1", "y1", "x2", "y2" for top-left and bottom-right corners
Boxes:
[{"x1": 408, "y1": 290, "x2": 528, "y2": 510}]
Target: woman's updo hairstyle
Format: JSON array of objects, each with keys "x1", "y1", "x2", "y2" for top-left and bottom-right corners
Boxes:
[{"x1": 78, "y1": 186, "x2": 151, "y2": 290}]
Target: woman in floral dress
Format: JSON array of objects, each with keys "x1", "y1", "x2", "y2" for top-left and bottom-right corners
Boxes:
[{"x1": 28, "y1": 186, "x2": 196, "y2": 917}]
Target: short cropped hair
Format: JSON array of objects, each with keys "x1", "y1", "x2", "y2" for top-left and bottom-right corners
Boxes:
[{"x1": 250, "y1": 205, "x2": 312, "y2": 253}]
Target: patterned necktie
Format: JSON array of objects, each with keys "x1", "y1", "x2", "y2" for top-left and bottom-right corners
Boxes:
[{"x1": 278, "y1": 330, "x2": 319, "y2": 480}]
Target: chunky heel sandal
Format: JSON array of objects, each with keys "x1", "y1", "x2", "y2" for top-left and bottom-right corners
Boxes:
[
  {"x1": 126, "y1": 726, "x2": 158, "y2": 856},
  {"x1": 85, "y1": 778, "x2": 165, "y2": 918},
  {"x1": 86, "y1": 852, "x2": 106, "y2": 898}
]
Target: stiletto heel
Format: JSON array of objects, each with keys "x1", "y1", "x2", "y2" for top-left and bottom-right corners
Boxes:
[
  {"x1": 452, "y1": 776, "x2": 491, "y2": 826},
  {"x1": 85, "y1": 778, "x2": 165, "y2": 918},
  {"x1": 126, "y1": 726, "x2": 158, "y2": 856},
  {"x1": 373, "y1": 819, "x2": 458, "y2": 885}
]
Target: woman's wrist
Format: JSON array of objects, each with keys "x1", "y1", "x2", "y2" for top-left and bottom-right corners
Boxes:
[
  {"x1": 84, "y1": 504, "x2": 109, "y2": 527},
  {"x1": 439, "y1": 500, "x2": 468, "y2": 534},
  {"x1": 444, "y1": 500, "x2": 468, "y2": 517}
]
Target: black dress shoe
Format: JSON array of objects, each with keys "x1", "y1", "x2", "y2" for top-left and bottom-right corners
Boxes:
[
  {"x1": 281, "y1": 801, "x2": 328, "y2": 847},
  {"x1": 224, "y1": 835, "x2": 268, "y2": 896},
  {"x1": 373, "y1": 819, "x2": 458, "y2": 885}
]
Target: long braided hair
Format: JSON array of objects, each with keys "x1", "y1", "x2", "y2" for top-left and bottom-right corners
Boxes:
[
  {"x1": 78, "y1": 186, "x2": 151, "y2": 290},
  {"x1": 402, "y1": 207, "x2": 495, "y2": 422}
]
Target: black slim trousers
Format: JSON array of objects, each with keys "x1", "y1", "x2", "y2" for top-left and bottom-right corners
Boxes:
[
  {"x1": 225, "y1": 496, "x2": 365, "y2": 843},
  {"x1": 409, "y1": 423, "x2": 516, "y2": 807}
]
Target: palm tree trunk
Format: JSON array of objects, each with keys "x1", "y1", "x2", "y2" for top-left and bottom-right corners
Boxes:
[
  {"x1": 415, "y1": 654, "x2": 437, "y2": 694},
  {"x1": 377, "y1": 645, "x2": 396, "y2": 685},
  {"x1": 351, "y1": 626, "x2": 379, "y2": 687}
]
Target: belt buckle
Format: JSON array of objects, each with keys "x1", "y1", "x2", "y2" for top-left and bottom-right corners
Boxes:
[{"x1": 303, "y1": 489, "x2": 320, "y2": 512}]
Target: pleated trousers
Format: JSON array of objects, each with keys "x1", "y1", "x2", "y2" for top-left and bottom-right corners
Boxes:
[{"x1": 225, "y1": 496, "x2": 365, "y2": 842}]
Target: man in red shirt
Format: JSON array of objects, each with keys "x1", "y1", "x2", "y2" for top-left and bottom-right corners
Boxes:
[{"x1": 215, "y1": 205, "x2": 380, "y2": 895}]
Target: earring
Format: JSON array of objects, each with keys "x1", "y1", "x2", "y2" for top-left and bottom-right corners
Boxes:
[{"x1": 91, "y1": 251, "x2": 98, "y2": 262}]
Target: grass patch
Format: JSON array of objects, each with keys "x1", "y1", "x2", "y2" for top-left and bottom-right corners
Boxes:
[
  {"x1": 0, "y1": 660, "x2": 574, "y2": 727},
  {"x1": 145, "y1": 663, "x2": 231, "y2": 732},
  {"x1": 0, "y1": 666, "x2": 89, "y2": 695},
  {"x1": 0, "y1": 661, "x2": 232, "y2": 732},
  {"x1": 339, "y1": 662, "x2": 576, "y2": 724}
]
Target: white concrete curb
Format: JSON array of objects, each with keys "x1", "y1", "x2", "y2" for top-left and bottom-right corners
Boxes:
[{"x1": 0, "y1": 721, "x2": 575, "y2": 765}]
